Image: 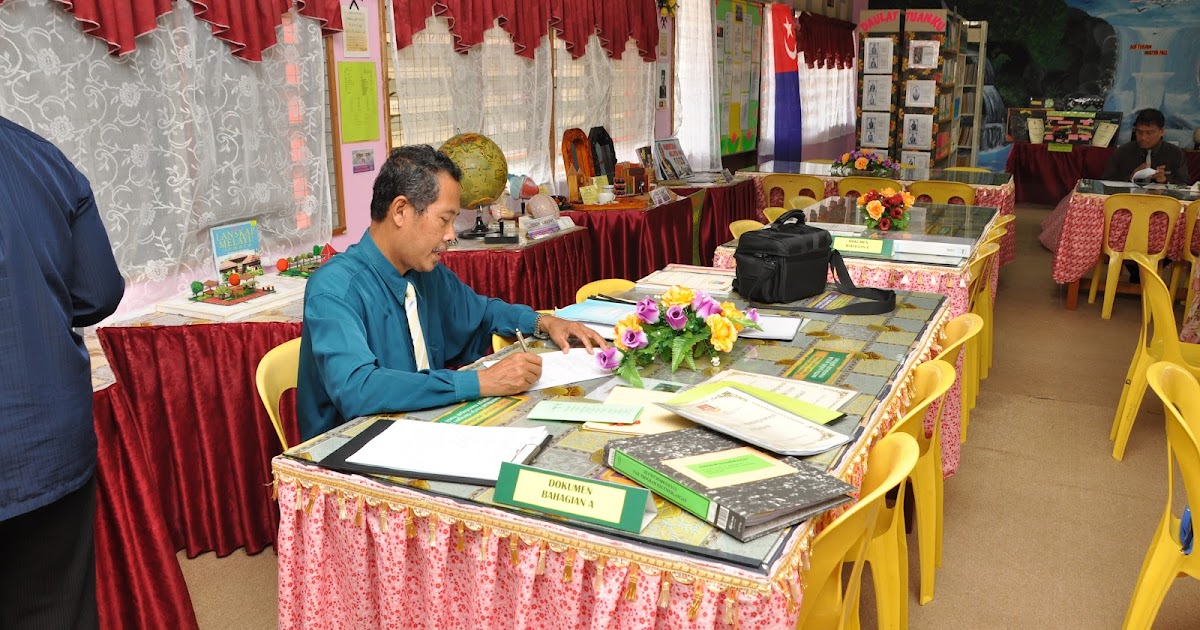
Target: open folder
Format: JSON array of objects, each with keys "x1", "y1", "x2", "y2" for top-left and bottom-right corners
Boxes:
[{"x1": 321, "y1": 419, "x2": 551, "y2": 486}]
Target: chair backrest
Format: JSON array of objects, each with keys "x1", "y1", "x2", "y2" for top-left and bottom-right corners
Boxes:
[
  {"x1": 762, "y1": 174, "x2": 826, "y2": 206},
  {"x1": 837, "y1": 176, "x2": 903, "y2": 199},
  {"x1": 1100, "y1": 193, "x2": 1180, "y2": 260},
  {"x1": 889, "y1": 360, "x2": 957, "y2": 460},
  {"x1": 1145, "y1": 361, "x2": 1200, "y2": 529},
  {"x1": 730, "y1": 219, "x2": 766, "y2": 239},
  {"x1": 933, "y1": 313, "x2": 985, "y2": 369},
  {"x1": 967, "y1": 242, "x2": 1000, "y2": 311},
  {"x1": 797, "y1": 433, "x2": 919, "y2": 629},
  {"x1": 993, "y1": 213, "x2": 1015, "y2": 228},
  {"x1": 763, "y1": 206, "x2": 788, "y2": 223},
  {"x1": 788, "y1": 195, "x2": 820, "y2": 210},
  {"x1": 1181, "y1": 200, "x2": 1200, "y2": 265},
  {"x1": 255, "y1": 337, "x2": 301, "y2": 451},
  {"x1": 1131, "y1": 253, "x2": 1186, "y2": 365},
  {"x1": 944, "y1": 166, "x2": 991, "y2": 173},
  {"x1": 984, "y1": 226, "x2": 1007, "y2": 246},
  {"x1": 576, "y1": 279, "x2": 635, "y2": 304},
  {"x1": 907, "y1": 180, "x2": 977, "y2": 205}
]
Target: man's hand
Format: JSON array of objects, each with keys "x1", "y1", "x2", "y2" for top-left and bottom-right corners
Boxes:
[
  {"x1": 1154, "y1": 165, "x2": 1168, "y2": 184},
  {"x1": 478, "y1": 352, "x2": 542, "y2": 396},
  {"x1": 538, "y1": 314, "x2": 609, "y2": 354}
]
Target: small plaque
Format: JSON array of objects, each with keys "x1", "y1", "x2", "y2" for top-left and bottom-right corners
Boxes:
[
  {"x1": 494, "y1": 463, "x2": 657, "y2": 533},
  {"x1": 1048, "y1": 143, "x2": 1074, "y2": 153},
  {"x1": 649, "y1": 187, "x2": 673, "y2": 207},
  {"x1": 579, "y1": 185, "x2": 601, "y2": 205},
  {"x1": 832, "y1": 236, "x2": 892, "y2": 256}
]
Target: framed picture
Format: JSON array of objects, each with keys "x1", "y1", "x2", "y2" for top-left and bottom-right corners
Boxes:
[
  {"x1": 902, "y1": 113, "x2": 934, "y2": 150},
  {"x1": 900, "y1": 151, "x2": 930, "y2": 170},
  {"x1": 904, "y1": 80, "x2": 936, "y2": 108},
  {"x1": 864, "y1": 37, "x2": 893, "y2": 75},
  {"x1": 862, "y1": 75, "x2": 892, "y2": 111},
  {"x1": 908, "y1": 40, "x2": 940, "y2": 70},
  {"x1": 860, "y1": 112, "x2": 891, "y2": 148}
]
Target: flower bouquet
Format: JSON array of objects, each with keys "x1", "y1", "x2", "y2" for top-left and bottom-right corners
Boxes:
[
  {"x1": 595, "y1": 286, "x2": 761, "y2": 388},
  {"x1": 830, "y1": 150, "x2": 900, "y2": 178},
  {"x1": 858, "y1": 187, "x2": 915, "y2": 231}
]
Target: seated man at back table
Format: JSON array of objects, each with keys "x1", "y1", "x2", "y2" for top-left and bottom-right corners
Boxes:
[
  {"x1": 297, "y1": 145, "x2": 606, "y2": 441},
  {"x1": 1102, "y1": 108, "x2": 1190, "y2": 185}
]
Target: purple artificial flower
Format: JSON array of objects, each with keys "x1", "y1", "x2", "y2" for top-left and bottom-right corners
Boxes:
[
  {"x1": 665, "y1": 304, "x2": 688, "y2": 330},
  {"x1": 595, "y1": 347, "x2": 623, "y2": 370},
  {"x1": 692, "y1": 294, "x2": 723, "y2": 319},
  {"x1": 746, "y1": 307, "x2": 761, "y2": 324},
  {"x1": 620, "y1": 328, "x2": 648, "y2": 350},
  {"x1": 635, "y1": 297, "x2": 660, "y2": 324}
]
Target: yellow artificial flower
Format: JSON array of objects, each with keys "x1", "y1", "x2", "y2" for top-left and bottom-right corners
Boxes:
[
  {"x1": 706, "y1": 314, "x2": 738, "y2": 353},
  {"x1": 720, "y1": 301, "x2": 745, "y2": 331},
  {"x1": 880, "y1": 187, "x2": 896, "y2": 197},
  {"x1": 901, "y1": 191, "x2": 916, "y2": 206},
  {"x1": 865, "y1": 199, "x2": 885, "y2": 220},
  {"x1": 841, "y1": 152, "x2": 851, "y2": 164},
  {"x1": 613, "y1": 313, "x2": 642, "y2": 350},
  {"x1": 854, "y1": 157, "x2": 869, "y2": 170},
  {"x1": 660, "y1": 285, "x2": 695, "y2": 307}
]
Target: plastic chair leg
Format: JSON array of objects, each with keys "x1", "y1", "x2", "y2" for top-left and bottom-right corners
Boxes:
[
  {"x1": 1088, "y1": 260, "x2": 1104, "y2": 304},
  {"x1": 934, "y1": 461, "x2": 945, "y2": 569},
  {"x1": 1101, "y1": 254, "x2": 1124, "y2": 319},
  {"x1": 1111, "y1": 348, "x2": 1148, "y2": 442},
  {"x1": 1112, "y1": 358, "x2": 1150, "y2": 461},
  {"x1": 1121, "y1": 524, "x2": 1183, "y2": 630},
  {"x1": 867, "y1": 531, "x2": 902, "y2": 630},
  {"x1": 960, "y1": 348, "x2": 974, "y2": 443},
  {"x1": 1168, "y1": 262, "x2": 1184, "y2": 303},
  {"x1": 912, "y1": 464, "x2": 939, "y2": 605}
]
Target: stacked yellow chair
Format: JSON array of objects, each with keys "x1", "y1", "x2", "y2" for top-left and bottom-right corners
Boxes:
[
  {"x1": 837, "y1": 176, "x2": 903, "y2": 199},
  {"x1": 864, "y1": 359, "x2": 956, "y2": 623},
  {"x1": 761, "y1": 174, "x2": 825, "y2": 208},
  {"x1": 961, "y1": 243, "x2": 1000, "y2": 418},
  {"x1": 788, "y1": 195, "x2": 820, "y2": 210},
  {"x1": 795, "y1": 433, "x2": 919, "y2": 630},
  {"x1": 1124, "y1": 361, "x2": 1200, "y2": 629},
  {"x1": 1167, "y1": 199, "x2": 1200, "y2": 307},
  {"x1": 729, "y1": 219, "x2": 765, "y2": 239},
  {"x1": 906, "y1": 180, "x2": 977, "y2": 205},
  {"x1": 763, "y1": 206, "x2": 788, "y2": 222},
  {"x1": 1088, "y1": 193, "x2": 1180, "y2": 320},
  {"x1": 255, "y1": 337, "x2": 302, "y2": 450},
  {"x1": 1109, "y1": 253, "x2": 1200, "y2": 460}
]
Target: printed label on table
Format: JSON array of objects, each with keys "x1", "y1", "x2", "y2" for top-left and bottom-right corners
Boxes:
[
  {"x1": 1047, "y1": 143, "x2": 1074, "y2": 153},
  {"x1": 785, "y1": 349, "x2": 850, "y2": 384},
  {"x1": 433, "y1": 396, "x2": 524, "y2": 426},
  {"x1": 832, "y1": 236, "x2": 890, "y2": 255},
  {"x1": 495, "y1": 463, "x2": 657, "y2": 533},
  {"x1": 801, "y1": 291, "x2": 857, "y2": 311}
]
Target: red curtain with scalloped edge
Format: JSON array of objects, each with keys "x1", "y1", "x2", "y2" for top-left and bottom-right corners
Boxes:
[
  {"x1": 795, "y1": 12, "x2": 855, "y2": 69},
  {"x1": 391, "y1": 0, "x2": 660, "y2": 61},
  {"x1": 0, "y1": 0, "x2": 344, "y2": 61}
]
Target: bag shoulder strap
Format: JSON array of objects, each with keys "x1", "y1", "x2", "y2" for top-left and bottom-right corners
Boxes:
[{"x1": 750, "y1": 250, "x2": 897, "y2": 315}]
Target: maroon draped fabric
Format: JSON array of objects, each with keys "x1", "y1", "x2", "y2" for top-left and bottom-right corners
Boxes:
[
  {"x1": 795, "y1": 12, "x2": 855, "y2": 69},
  {"x1": 391, "y1": 0, "x2": 659, "y2": 61},
  {"x1": 97, "y1": 321, "x2": 304, "y2": 558},
  {"x1": 1007, "y1": 141, "x2": 1200, "y2": 205},
  {"x1": 439, "y1": 228, "x2": 594, "y2": 310},
  {"x1": 672, "y1": 179, "x2": 760, "y2": 267},
  {"x1": 93, "y1": 384, "x2": 199, "y2": 630},
  {"x1": 28, "y1": 0, "x2": 343, "y2": 61},
  {"x1": 565, "y1": 197, "x2": 693, "y2": 281}
]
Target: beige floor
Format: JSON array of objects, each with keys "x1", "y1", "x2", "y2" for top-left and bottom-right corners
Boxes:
[{"x1": 179, "y1": 203, "x2": 1200, "y2": 629}]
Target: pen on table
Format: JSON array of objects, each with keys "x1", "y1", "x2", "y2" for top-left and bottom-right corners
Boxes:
[
  {"x1": 515, "y1": 329, "x2": 530, "y2": 352},
  {"x1": 592, "y1": 294, "x2": 637, "y2": 305}
]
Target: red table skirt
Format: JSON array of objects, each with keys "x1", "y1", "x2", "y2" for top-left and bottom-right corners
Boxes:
[
  {"x1": 1006, "y1": 141, "x2": 1200, "y2": 205},
  {"x1": 672, "y1": 179, "x2": 761, "y2": 267},
  {"x1": 565, "y1": 197, "x2": 693, "y2": 281},
  {"x1": 440, "y1": 228, "x2": 593, "y2": 311}
]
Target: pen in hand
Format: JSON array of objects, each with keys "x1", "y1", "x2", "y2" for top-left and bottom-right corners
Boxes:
[{"x1": 515, "y1": 329, "x2": 530, "y2": 353}]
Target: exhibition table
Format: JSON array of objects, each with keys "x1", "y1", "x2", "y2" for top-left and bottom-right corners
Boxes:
[
  {"x1": 669, "y1": 178, "x2": 762, "y2": 267},
  {"x1": 1006, "y1": 141, "x2": 1200, "y2": 206},
  {"x1": 442, "y1": 226, "x2": 594, "y2": 311},
  {"x1": 565, "y1": 197, "x2": 694, "y2": 282}
]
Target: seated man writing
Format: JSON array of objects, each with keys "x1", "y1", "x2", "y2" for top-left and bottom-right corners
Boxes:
[
  {"x1": 1102, "y1": 108, "x2": 1190, "y2": 185},
  {"x1": 297, "y1": 145, "x2": 606, "y2": 440}
]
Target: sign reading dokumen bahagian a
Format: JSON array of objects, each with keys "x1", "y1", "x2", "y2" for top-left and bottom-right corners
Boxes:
[{"x1": 494, "y1": 463, "x2": 657, "y2": 534}]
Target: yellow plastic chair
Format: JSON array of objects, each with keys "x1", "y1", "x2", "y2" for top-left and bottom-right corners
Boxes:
[
  {"x1": 965, "y1": 243, "x2": 1000, "y2": 404},
  {"x1": 762, "y1": 174, "x2": 825, "y2": 208},
  {"x1": 1088, "y1": 193, "x2": 1180, "y2": 320},
  {"x1": 796, "y1": 433, "x2": 919, "y2": 630},
  {"x1": 729, "y1": 219, "x2": 765, "y2": 239},
  {"x1": 763, "y1": 206, "x2": 788, "y2": 223},
  {"x1": 1168, "y1": 199, "x2": 1200, "y2": 307},
  {"x1": 983, "y1": 226, "x2": 1007, "y2": 247},
  {"x1": 575, "y1": 278, "x2": 635, "y2": 304},
  {"x1": 492, "y1": 308, "x2": 559, "y2": 353},
  {"x1": 837, "y1": 176, "x2": 903, "y2": 199},
  {"x1": 788, "y1": 195, "x2": 820, "y2": 210},
  {"x1": 1110, "y1": 253, "x2": 1200, "y2": 460},
  {"x1": 933, "y1": 313, "x2": 985, "y2": 445},
  {"x1": 943, "y1": 166, "x2": 991, "y2": 173},
  {"x1": 1125, "y1": 361, "x2": 1200, "y2": 630},
  {"x1": 993, "y1": 213, "x2": 1015, "y2": 228},
  {"x1": 866, "y1": 359, "x2": 956, "y2": 618},
  {"x1": 907, "y1": 180, "x2": 977, "y2": 205},
  {"x1": 255, "y1": 337, "x2": 301, "y2": 451}
]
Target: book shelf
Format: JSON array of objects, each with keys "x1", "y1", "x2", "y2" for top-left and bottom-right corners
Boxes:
[{"x1": 953, "y1": 21, "x2": 988, "y2": 167}]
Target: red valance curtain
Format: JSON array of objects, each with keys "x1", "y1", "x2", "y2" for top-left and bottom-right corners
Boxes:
[
  {"x1": 795, "y1": 12, "x2": 855, "y2": 69},
  {"x1": 391, "y1": 0, "x2": 660, "y2": 61},
  {"x1": 0, "y1": 0, "x2": 343, "y2": 61}
]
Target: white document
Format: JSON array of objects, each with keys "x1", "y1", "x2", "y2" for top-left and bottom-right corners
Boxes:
[
  {"x1": 704, "y1": 370, "x2": 857, "y2": 410},
  {"x1": 485, "y1": 349, "x2": 612, "y2": 391},
  {"x1": 1098, "y1": 180, "x2": 1139, "y2": 189},
  {"x1": 345, "y1": 419, "x2": 548, "y2": 483}
]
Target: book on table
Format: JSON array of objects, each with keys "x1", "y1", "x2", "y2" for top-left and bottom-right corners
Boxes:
[
  {"x1": 603, "y1": 427, "x2": 855, "y2": 541},
  {"x1": 635, "y1": 264, "x2": 736, "y2": 297}
]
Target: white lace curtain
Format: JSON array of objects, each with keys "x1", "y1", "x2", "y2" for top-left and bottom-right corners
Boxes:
[
  {"x1": 673, "y1": 0, "x2": 721, "y2": 172},
  {"x1": 798, "y1": 51, "x2": 856, "y2": 144},
  {"x1": 0, "y1": 0, "x2": 331, "y2": 319}
]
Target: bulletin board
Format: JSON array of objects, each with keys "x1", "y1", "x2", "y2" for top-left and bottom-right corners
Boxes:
[{"x1": 715, "y1": 0, "x2": 762, "y2": 156}]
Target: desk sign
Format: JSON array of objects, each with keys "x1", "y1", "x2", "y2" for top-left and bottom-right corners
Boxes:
[
  {"x1": 832, "y1": 236, "x2": 893, "y2": 256},
  {"x1": 1048, "y1": 143, "x2": 1074, "y2": 153},
  {"x1": 494, "y1": 463, "x2": 657, "y2": 533}
]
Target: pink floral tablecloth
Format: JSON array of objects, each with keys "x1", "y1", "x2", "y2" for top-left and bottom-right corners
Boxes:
[
  {"x1": 745, "y1": 175, "x2": 1017, "y2": 266},
  {"x1": 1042, "y1": 191, "x2": 1190, "y2": 285},
  {"x1": 272, "y1": 304, "x2": 951, "y2": 630}
]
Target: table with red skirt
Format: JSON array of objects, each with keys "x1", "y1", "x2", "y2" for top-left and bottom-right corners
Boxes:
[
  {"x1": 440, "y1": 226, "x2": 594, "y2": 310},
  {"x1": 564, "y1": 196, "x2": 694, "y2": 282},
  {"x1": 669, "y1": 178, "x2": 762, "y2": 267},
  {"x1": 1006, "y1": 141, "x2": 1200, "y2": 206}
]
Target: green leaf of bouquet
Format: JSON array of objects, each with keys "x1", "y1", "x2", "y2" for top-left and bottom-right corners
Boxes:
[{"x1": 616, "y1": 361, "x2": 643, "y2": 388}]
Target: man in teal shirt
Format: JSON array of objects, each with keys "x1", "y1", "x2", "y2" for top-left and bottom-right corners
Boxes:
[{"x1": 297, "y1": 145, "x2": 605, "y2": 440}]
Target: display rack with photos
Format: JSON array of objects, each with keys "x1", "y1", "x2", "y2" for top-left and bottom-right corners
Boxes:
[
  {"x1": 856, "y1": 10, "x2": 903, "y2": 157},
  {"x1": 897, "y1": 8, "x2": 966, "y2": 170}
]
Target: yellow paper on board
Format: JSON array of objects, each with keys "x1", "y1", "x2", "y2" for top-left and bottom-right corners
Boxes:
[{"x1": 338, "y1": 61, "x2": 380, "y2": 143}]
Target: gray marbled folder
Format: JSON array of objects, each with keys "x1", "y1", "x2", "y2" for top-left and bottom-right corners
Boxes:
[{"x1": 604, "y1": 427, "x2": 855, "y2": 542}]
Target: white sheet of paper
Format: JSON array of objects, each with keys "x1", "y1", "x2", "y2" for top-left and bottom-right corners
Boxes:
[
  {"x1": 345, "y1": 419, "x2": 548, "y2": 482},
  {"x1": 485, "y1": 349, "x2": 612, "y2": 391}
]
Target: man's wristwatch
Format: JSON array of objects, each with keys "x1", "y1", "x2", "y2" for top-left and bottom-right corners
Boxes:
[{"x1": 532, "y1": 312, "x2": 551, "y2": 339}]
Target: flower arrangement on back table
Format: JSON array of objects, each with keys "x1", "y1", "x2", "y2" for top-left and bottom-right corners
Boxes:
[
  {"x1": 595, "y1": 286, "x2": 761, "y2": 387},
  {"x1": 858, "y1": 187, "x2": 916, "y2": 232},
  {"x1": 830, "y1": 150, "x2": 900, "y2": 178}
]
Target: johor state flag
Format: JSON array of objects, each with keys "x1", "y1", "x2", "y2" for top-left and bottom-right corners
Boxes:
[{"x1": 768, "y1": 4, "x2": 803, "y2": 161}]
